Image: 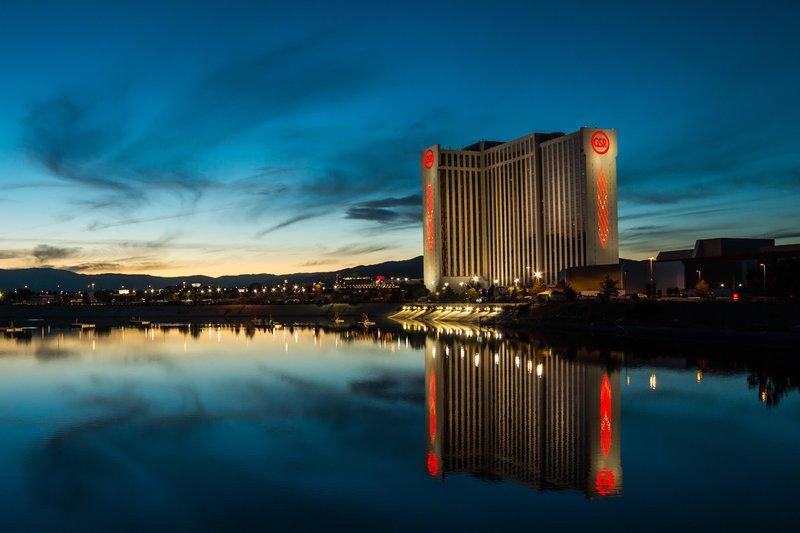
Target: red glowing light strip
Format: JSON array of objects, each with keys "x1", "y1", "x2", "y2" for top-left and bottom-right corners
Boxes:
[
  {"x1": 428, "y1": 369, "x2": 437, "y2": 444},
  {"x1": 600, "y1": 373, "x2": 612, "y2": 458},
  {"x1": 596, "y1": 168, "x2": 609, "y2": 249},
  {"x1": 426, "y1": 183, "x2": 435, "y2": 252}
]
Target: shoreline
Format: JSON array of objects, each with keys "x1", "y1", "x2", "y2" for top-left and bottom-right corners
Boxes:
[
  {"x1": 3, "y1": 300, "x2": 800, "y2": 348},
  {"x1": 490, "y1": 299, "x2": 800, "y2": 348},
  {"x1": 0, "y1": 303, "x2": 399, "y2": 326}
]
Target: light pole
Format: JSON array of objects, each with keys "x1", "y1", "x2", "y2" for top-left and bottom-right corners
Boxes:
[
  {"x1": 648, "y1": 257, "x2": 655, "y2": 282},
  {"x1": 696, "y1": 269, "x2": 702, "y2": 282},
  {"x1": 759, "y1": 263, "x2": 766, "y2": 297}
]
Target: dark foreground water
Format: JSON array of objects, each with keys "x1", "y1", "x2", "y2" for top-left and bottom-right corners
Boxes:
[{"x1": 0, "y1": 321, "x2": 798, "y2": 531}]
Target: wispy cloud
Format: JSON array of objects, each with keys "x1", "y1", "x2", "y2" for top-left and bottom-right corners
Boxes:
[
  {"x1": 297, "y1": 259, "x2": 335, "y2": 267},
  {"x1": 20, "y1": 34, "x2": 383, "y2": 232},
  {"x1": 325, "y1": 243, "x2": 389, "y2": 256},
  {"x1": 31, "y1": 244, "x2": 81, "y2": 263},
  {"x1": 345, "y1": 194, "x2": 421, "y2": 225},
  {"x1": 0, "y1": 250, "x2": 23, "y2": 260},
  {"x1": 64, "y1": 257, "x2": 175, "y2": 273},
  {"x1": 255, "y1": 212, "x2": 322, "y2": 237}
]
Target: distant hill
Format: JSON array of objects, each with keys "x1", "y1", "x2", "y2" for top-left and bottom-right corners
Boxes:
[{"x1": 0, "y1": 256, "x2": 423, "y2": 291}]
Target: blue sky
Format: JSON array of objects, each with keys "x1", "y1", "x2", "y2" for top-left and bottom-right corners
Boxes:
[{"x1": 0, "y1": 0, "x2": 798, "y2": 275}]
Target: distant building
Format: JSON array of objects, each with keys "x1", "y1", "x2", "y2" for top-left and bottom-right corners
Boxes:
[
  {"x1": 421, "y1": 127, "x2": 619, "y2": 290},
  {"x1": 336, "y1": 276, "x2": 400, "y2": 290}
]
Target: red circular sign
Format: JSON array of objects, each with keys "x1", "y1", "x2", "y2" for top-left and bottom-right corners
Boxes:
[
  {"x1": 422, "y1": 149, "x2": 435, "y2": 169},
  {"x1": 591, "y1": 131, "x2": 610, "y2": 155}
]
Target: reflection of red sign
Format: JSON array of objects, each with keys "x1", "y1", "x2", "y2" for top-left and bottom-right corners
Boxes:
[
  {"x1": 428, "y1": 370, "x2": 437, "y2": 444},
  {"x1": 600, "y1": 373, "x2": 612, "y2": 457},
  {"x1": 596, "y1": 168, "x2": 609, "y2": 248},
  {"x1": 595, "y1": 467, "x2": 616, "y2": 496},
  {"x1": 426, "y1": 450, "x2": 440, "y2": 477},
  {"x1": 422, "y1": 149, "x2": 435, "y2": 169},
  {"x1": 591, "y1": 131, "x2": 610, "y2": 155},
  {"x1": 426, "y1": 183, "x2": 435, "y2": 252}
]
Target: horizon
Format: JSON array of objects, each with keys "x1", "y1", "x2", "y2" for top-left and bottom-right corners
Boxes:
[
  {"x1": 0, "y1": 255, "x2": 423, "y2": 279},
  {"x1": 1, "y1": 1, "x2": 798, "y2": 277}
]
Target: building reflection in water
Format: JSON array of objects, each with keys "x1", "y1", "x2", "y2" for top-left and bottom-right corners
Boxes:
[{"x1": 424, "y1": 334, "x2": 622, "y2": 498}]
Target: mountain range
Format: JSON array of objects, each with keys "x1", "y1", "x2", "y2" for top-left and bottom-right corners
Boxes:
[{"x1": 0, "y1": 256, "x2": 423, "y2": 291}]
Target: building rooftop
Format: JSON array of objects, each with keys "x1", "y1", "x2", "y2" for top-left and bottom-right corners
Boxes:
[
  {"x1": 656, "y1": 249, "x2": 693, "y2": 261},
  {"x1": 658, "y1": 237, "x2": 778, "y2": 261}
]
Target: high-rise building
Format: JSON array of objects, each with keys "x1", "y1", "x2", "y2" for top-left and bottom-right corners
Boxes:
[{"x1": 421, "y1": 128, "x2": 618, "y2": 288}]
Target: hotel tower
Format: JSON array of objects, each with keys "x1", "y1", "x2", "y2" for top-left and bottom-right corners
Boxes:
[{"x1": 421, "y1": 128, "x2": 618, "y2": 288}]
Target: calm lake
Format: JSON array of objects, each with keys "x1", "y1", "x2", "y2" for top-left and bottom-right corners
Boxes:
[{"x1": 0, "y1": 322, "x2": 797, "y2": 530}]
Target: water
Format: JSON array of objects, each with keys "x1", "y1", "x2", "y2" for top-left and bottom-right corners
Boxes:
[{"x1": 0, "y1": 322, "x2": 798, "y2": 530}]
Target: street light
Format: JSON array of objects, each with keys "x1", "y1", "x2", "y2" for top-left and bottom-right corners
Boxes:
[
  {"x1": 696, "y1": 269, "x2": 702, "y2": 281},
  {"x1": 648, "y1": 256, "x2": 655, "y2": 282},
  {"x1": 759, "y1": 263, "x2": 766, "y2": 296}
]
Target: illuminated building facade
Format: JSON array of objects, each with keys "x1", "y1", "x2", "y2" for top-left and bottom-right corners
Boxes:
[
  {"x1": 421, "y1": 128, "x2": 618, "y2": 289},
  {"x1": 424, "y1": 336, "x2": 622, "y2": 498}
]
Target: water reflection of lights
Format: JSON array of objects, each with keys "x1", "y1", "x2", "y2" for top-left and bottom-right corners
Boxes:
[
  {"x1": 696, "y1": 370, "x2": 703, "y2": 383},
  {"x1": 649, "y1": 374, "x2": 657, "y2": 390},
  {"x1": 425, "y1": 336, "x2": 622, "y2": 498}
]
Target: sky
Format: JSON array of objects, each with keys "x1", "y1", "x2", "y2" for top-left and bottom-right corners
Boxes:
[{"x1": 0, "y1": 0, "x2": 798, "y2": 276}]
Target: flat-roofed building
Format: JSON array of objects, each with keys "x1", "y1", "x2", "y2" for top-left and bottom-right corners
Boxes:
[{"x1": 422, "y1": 127, "x2": 618, "y2": 290}]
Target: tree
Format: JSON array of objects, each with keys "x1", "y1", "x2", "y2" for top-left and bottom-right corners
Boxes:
[
  {"x1": 441, "y1": 285, "x2": 455, "y2": 301},
  {"x1": 555, "y1": 280, "x2": 577, "y2": 301},
  {"x1": 598, "y1": 276, "x2": 620, "y2": 301},
  {"x1": 506, "y1": 284, "x2": 521, "y2": 300},
  {"x1": 694, "y1": 279, "x2": 713, "y2": 299},
  {"x1": 532, "y1": 278, "x2": 546, "y2": 294}
]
